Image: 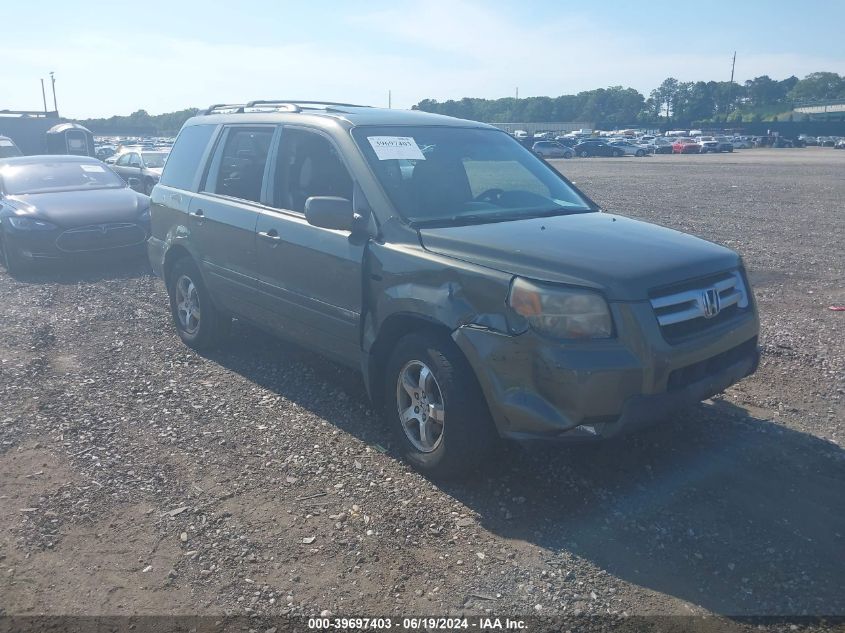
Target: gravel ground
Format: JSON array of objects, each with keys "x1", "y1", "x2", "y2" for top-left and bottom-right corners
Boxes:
[{"x1": 1, "y1": 148, "x2": 843, "y2": 629}]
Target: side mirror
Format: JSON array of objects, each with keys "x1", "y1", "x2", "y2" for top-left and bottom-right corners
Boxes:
[
  {"x1": 304, "y1": 196, "x2": 356, "y2": 231},
  {"x1": 127, "y1": 177, "x2": 141, "y2": 190}
]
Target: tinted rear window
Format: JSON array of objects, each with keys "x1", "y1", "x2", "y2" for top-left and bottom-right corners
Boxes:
[{"x1": 159, "y1": 124, "x2": 215, "y2": 190}]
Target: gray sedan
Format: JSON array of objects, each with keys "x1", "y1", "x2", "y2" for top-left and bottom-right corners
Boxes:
[
  {"x1": 110, "y1": 150, "x2": 169, "y2": 195},
  {"x1": 532, "y1": 141, "x2": 574, "y2": 159}
]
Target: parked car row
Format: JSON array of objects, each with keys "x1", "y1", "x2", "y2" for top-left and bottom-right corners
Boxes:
[{"x1": 1, "y1": 102, "x2": 762, "y2": 478}]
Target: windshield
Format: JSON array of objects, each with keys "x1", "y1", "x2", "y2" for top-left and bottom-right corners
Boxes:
[
  {"x1": 142, "y1": 152, "x2": 168, "y2": 168},
  {"x1": 352, "y1": 126, "x2": 593, "y2": 226},
  {"x1": 0, "y1": 161, "x2": 125, "y2": 194}
]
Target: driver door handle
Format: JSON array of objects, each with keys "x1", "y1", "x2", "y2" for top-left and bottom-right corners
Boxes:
[{"x1": 258, "y1": 229, "x2": 281, "y2": 243}]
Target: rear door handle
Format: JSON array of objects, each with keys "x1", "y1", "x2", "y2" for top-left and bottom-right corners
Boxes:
[
  {"x1": 258, "y1": 229, "x2": 281, "y2": 243},
  {"x1": 190, "y1": 208, "x2": 204, "y2": 217}
]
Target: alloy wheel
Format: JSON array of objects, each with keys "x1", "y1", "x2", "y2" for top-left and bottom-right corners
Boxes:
[
  {"x1": 174, "y1": 274, "x2": 201, "y2": 335},
  {"x1": 396, "y1": 360, "x2": 445, "y2": 453}
]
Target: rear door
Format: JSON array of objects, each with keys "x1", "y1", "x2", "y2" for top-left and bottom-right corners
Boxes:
[
  {"x1": 188, "y1": 125, "x2": 277, "y2": 317},
  {"x1": 253, "y1": 126, "x2": 365, "y2": 366}
]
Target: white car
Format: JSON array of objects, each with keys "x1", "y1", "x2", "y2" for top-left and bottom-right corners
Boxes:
[
  {"x1": 731, "y1": 137, "x2": 751, "y2": 149},
  {"x1": 608, "y1": 140, "x2": 652, "y2": 157},
  {"x1": 513, "y1": 130, "x2": 528, "y2": 140},
  {"x1": 696, "y1": 136, "x2": 719, "y2": 153}
]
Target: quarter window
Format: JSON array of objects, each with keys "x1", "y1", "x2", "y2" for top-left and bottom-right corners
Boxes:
[{"x1": 159, "y1": 124, "x2": 216, "y2": 191}]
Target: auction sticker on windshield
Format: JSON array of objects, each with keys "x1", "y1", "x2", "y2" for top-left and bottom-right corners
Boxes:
[
  {"x1": 367, "y1": 136, "x2": 426, "y2": 161},
  {"x1": 80, "y1": 164, "x2": 106, "y2": 173}
]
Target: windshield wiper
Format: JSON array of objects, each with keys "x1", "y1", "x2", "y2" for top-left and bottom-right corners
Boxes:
[{"x1": 411, "y1": 204, "x2": 594, "y2": 228}]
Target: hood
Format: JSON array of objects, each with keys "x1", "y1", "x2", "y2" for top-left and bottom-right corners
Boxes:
[
  {"x1": 418, "y1": 212, "x2": 740, "y2": 301},
  {"x1": 147, "y1": 167, "x2": 163, "y2": 177},
  {"x1": 7, "y1": 188, "x2": 148, "y2": 228}
]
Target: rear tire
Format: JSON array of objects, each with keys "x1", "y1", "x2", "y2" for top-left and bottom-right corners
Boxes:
[
  {"x1": 167, "y1": 257, "x2": 230, "y2": 350},
  {"x1": 636, "y1": 149, "x2": 645, "y2": 157},
  {"x1": 612, "y1": 149, "x2": 622, "y2": 157},
  {"x1": 383, "y1": 331, "x2": 497, "y2": 480},
  {"x1": 579, "y1": 150, "x2": 589, "y2": 158}
]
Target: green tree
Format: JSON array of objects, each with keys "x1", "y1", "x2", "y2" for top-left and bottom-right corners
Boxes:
[{"x1": 788, "y1": 72, "x2": 845, "y2": 101}]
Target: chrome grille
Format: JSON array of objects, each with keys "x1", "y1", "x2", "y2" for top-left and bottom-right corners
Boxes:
[
  {"x1": 56, "y1": 223, "x2": 146, "y2": 253},
  {"x1": 650, "y1": 271, "x2": 749, "y2": 341}
]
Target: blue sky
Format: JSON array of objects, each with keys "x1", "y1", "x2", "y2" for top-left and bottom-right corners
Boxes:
[{"x1": 4, "y1": 0, "x2": 845, "y2": 118}]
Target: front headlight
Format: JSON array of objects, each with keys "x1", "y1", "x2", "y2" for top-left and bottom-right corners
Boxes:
[
  {"x1": 7, "y1": 216, "x2": 59, "y2": 231},
  {"x1": 508, "y1": 277, "x2": 613, "y2": 339}
]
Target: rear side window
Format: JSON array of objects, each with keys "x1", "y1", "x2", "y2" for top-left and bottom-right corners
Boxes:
[
  {"x1": 204, "y1": 127, "x2": 274, "y2": 204},
  {"x1": 159, "y1": 124, "x2": 215, "y2": 190}
]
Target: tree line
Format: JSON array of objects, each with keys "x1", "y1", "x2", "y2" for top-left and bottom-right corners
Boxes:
[
  {"x1": 75, "y1": 72, "x2": 845, "y2": 134},
  {"x1": 79, "y1": 108, "x2": 200, "y2": 136},
  {"x1": 413, "y1": 72, "x2": 845, "y2": 127}
]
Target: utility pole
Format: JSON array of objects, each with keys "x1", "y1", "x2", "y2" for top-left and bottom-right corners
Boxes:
[
  {"x1": 49, "y1": 71, "x2": 58, "y2": 116},
  {"x1": 724, "y1": 52, "x2": 737, "y2": 118},
  {"x1": 388, "y1": 89, "x2": 392, "y2": 109},
  {"x1": 515, "y1": 87, "x2": 519, "y2": 100},
  {"x1": 40, "y1": 79, "x2": 48, "y2": 113}
]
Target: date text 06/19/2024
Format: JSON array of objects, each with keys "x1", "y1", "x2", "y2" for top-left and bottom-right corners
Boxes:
[{"x1": 307, "y1": 617, "x2": 527, "y2": 630}]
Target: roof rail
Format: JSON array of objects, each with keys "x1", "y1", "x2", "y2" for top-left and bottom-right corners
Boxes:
[
  {"x1": 203, "y1": 100, "x2": 369, "y2": 116},
  {"x1": 203, "y1": 104, "x2": 246, "y2": 115}
]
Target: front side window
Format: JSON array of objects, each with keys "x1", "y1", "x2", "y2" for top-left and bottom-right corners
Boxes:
[
  {"x1": 116, "y1": 153, "x2": 132, "y2": 166},
  {"x1": 128, "y1": 153, "x2": 142, "y2": 167},
  {"x1": 205, "y1": 127, "x2": 274, "y2": 204},
  {"x1": 353, "y1": 126, "x2": 593, "y2": 226},
  {"x1": 270, "y1": 128, "x2": 353, "y2": 213},
  {"x1": 0, "y1": 161, "x2": 125, "y2": 194}
]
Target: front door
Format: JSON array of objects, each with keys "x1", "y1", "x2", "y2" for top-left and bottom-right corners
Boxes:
[{"x1": 254, "y1": 126, "x2": 365, "y2": 366}]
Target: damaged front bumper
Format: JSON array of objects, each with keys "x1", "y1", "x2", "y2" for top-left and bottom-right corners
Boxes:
[{"x1": 452, "y1": 301, "x2": 760, "y2": 441}]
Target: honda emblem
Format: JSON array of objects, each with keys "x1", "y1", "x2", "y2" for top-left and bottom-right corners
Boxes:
[{"x1": 701, "y1": 288, "x2": 721, "y2": 318}]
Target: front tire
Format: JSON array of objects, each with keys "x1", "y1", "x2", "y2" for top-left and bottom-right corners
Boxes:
[
  {"x1": 579, "y1": 150, "x2": 589, "y2": 158},
  {"x1": 167, "y1": 257, "x2": 230, "y2": 350},
  {"x1": 636, "y1": 149, "x2": 645, "y2": 157},
  {"x1": 612, "y1": 149, "x2": 622, "y2": 157},
  {"x1": 144, "y1": 178, "x2": 155, "y2": 196},
  {"x1": 383, "y1": 331, "x2": 497, "y2": 479}
]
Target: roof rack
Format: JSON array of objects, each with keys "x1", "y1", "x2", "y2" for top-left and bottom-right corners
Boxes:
[{"x1": 203, "y1": 100, "x2": 369, "y2": 115}]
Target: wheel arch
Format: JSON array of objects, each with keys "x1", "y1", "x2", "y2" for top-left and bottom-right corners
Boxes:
[
  {"x1": 162, "y1": 244, "x2": 194, "y2": 289},
  {"x1": 365, "y1": 312, "x2": 455, "y2": 411}
]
